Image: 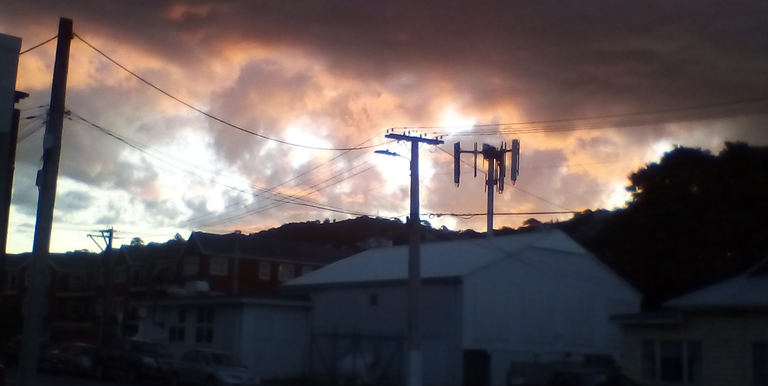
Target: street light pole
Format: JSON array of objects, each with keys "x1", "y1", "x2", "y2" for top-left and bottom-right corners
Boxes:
[{"x1": 382, "y1": 133, "x2": 443, "y2": 386}]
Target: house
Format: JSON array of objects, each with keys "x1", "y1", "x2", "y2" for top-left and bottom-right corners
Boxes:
[
  {"x1": 135, "y1": 292, "x2": 312, "y2": 379},
  {"x1": 614, "y1": 258, "x2": 768, "y2": 386},
  {"x1": 284, "y1": 229, "x2": 641, "y2": 386},
  {"x1": 134, "y1": 232, "x2": 352, "y2": 378},
  {"x1": 2, "y1": 231, "x2": 350, "y2": 348}
]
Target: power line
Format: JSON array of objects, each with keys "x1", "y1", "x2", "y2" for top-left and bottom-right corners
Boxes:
[
  {"x1": 73, "y1": 33, "x2": 392, "y2": 152},
  {"x1": 425, "y1": 211, "x2": 576, "y2": 219},
  {"x1": 181, "y1": 129, "x2": 387, "y2": 226},
  {"x1": 66, "y1": 110, "x2": 375, "y2": 220},
  {"x1": 19, "y1": 35, "x2": 58, "y2": 55},
  {"x1": 393, "y1": 96, "x2": 768, "y2": 133}
]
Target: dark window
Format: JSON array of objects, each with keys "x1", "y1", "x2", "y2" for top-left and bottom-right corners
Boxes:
[
  {"x1": 369, "y1": 294, "x2": 378, "y2": 306},
  {"x1": 169, "y1": 326, "x2": 185, "y2": 342},
  {"x1": 643, "y1": 339, "x2": 701, "y2": 384},
  {"x1": 179, "y1": 308, "x2": 186, "y2": 323}
]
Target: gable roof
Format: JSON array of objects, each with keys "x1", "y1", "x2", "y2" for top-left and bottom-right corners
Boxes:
[
  {"x1": 665, "y1": 257, "x2": 768, "y2": 309},
  {"x1": 283, "y1": 229, "x2": 630, "y2": 291}
]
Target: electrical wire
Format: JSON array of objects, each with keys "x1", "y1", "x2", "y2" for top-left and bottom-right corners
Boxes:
[
  {"x1": 73, "y1": 33, "x2": 393, "y2": 152},
  {"x1": 19, "y1": 35, "x2": 58, "y2": 55},
  {"x1": 66, "y1": 110, "x2": 375, "y2": 220},
  {"x1": 181, "y1": 129, "x2": 388, "y2": 226},
  {"x1": 425, "y1": 211, "x2": 576, "y2": 219},
  {"x1": 393, "y1": 96, "x2": 768, "y2": 135}
]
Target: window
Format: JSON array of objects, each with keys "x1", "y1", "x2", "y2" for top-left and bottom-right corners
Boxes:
[
  {"x1": 210, "y1": 257, "x2": 228, "y2": 276},
  {"x1": 70, "y1": 273, "x2": 85, "y2": 289},
  {"x1": 183, "y1": 257, "x2": 199, "y2": 276},
  {"x1": 195, "y1": 307, "x2": 214, "y2": 343},
  {"x1": 301, "y1": 266, "x2": 314, "y2": 276},
  {"x1": 98, "y1": 269, "x2": 104, "y2": 285},
  {"x1": 114, "y1": 266, "x2": 127, "y2": 283},
  {"x1": 754, "y1": 342, "x2": 768, "y2": 385},
  {"x1": 169, "y1": 326, "x2": 185, "y2": 342},
  {"x1": 642, "y1": 339, "x2": 702, "y2": 384},
  {"x1": 369, "y1": 294, "x2": 378, "y2": 306},
  {"x1": 169, "y1": 307, "x2": 187, "y2": 342},
  {"x1": 278, "y1": 264, "x2": 294, "y2": 281},
  {"x1": 259, "y1": 262, "x2": 271, "y2": 280}
]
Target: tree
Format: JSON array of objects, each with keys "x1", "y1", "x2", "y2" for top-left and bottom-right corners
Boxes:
[
  {"x1": 130, "y1": 237, "x2": 145, "y2": 247},
  {"x1": 567, "y1": 142, "x2": 768, "y2": 309}
]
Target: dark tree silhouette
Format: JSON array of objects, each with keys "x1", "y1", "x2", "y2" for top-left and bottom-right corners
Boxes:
[{"x1": 565, "y1": 142, "x2": 768, "y2": 309}]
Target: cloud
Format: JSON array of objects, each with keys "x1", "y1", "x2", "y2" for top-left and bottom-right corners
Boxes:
[{"x1": 3, "y1": 0, "x2": 768, "y2": 252}]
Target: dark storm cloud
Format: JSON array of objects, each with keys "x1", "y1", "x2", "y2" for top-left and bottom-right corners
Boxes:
[
  {"x1": 4, "y1": 0, "x2": 768, "y2": 249},
  {"x1": 57, "y1": 190, "x2": 93, "y2": 212}
]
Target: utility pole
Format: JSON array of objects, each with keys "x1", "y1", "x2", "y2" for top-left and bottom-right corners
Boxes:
[
  {"x1": 0, "y1": 31, "x2": 23, "y2": 367},
  {"x1": 454, "y1": 140, "x2": 520, "y2": 237},
  {"x1": 18, "y1": 18, "x2": 72, "y2": 386},
  {"x1": 383, "y1": 132, "x2": 443, "y2": 386},
  {"x1": 98, "y1": 228, "x2": 114, "y2": 347}
]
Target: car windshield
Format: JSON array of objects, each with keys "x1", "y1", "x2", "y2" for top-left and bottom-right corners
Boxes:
[
  {"x1": 208, "y1": 352, "x2": 247, "y2": 368},
  {"x1": 131, "y1": 341, "x2": 171, "y2": 358}
]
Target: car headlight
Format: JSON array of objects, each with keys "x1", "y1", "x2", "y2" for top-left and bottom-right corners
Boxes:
[{"x1": 141, "y1": 357, "x2": 156, "y2": 366}]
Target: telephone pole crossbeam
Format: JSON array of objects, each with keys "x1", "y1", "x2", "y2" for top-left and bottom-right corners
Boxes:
[{"x1": 383, "y1": 132, "x2": 443, "y2": 386}]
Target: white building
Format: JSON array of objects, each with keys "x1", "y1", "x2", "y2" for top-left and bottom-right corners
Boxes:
[
  {"x1": 135, "y1": 293, "x2": 310, "y2": 379},
  {"x1": 284, "y1": 229, "x2": 640, "y2": 386}
]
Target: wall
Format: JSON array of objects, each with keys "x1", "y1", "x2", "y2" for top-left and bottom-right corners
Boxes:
[
  {"x1": 463, "y1": 248, "x2": 639, "y2": 386},
  {"x1": 622, "y1": 310, "x2": 768, "y2": 386},
  {"x1": 238, "y1": 303, "x2": 310, "y2": 378},
  {"x1": 308, "y1": 283, "x2": 463, "y2": 386}
]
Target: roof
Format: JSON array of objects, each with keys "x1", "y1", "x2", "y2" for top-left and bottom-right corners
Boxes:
[
  {"x1": 665, "y1": 259, "x2": 768, "y2": 309},
  {"x1": 190, "y1": 231, "x2": 349, "y2": 264},
  {"x1": 48, "y1": 251, "x2": 102, "y2": 271},
  {"x1": 122, "y1": 240, "x2": 186, "y2": 265},
  {"x1": 4, "y1": 253, "x2": 32, "y2": 270},
  {"x1": 284, "y1": 229, "x2": 626, "y2": 290}
]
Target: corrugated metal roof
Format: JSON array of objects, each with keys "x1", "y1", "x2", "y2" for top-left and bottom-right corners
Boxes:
[
  {"x1": 665, "y1": 265, "x2": 768, "y2": 309},
  {"x1": 284, "y1": 229, "x2": 595, "y2": 288}
]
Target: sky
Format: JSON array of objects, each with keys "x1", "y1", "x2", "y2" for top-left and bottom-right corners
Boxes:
[{"x1": 1, "y1": 0, "x2": 768, "y2": 253}]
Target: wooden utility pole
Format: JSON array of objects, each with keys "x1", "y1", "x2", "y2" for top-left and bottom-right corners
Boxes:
[
  {"x1": 383, "y1": 132, "x2": 443, "y2": 386},
  {"x1": 18, "y1": 18, "x2": 72, "y2": 386}
]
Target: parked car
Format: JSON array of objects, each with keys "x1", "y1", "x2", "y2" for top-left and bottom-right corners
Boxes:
[
  {"x1": 171, "y1": 348, "x2": 260, "y2": 386},
  {"x1": 50, "y1": 342, "x2": 96, "y2": 376},
  {"x1": 544, "y1": 370, "x2": 639, "y2": 386},
  {"x1": 4, "y1": 336, "x2": 55, "y2": 368},
  {"x1": 93, "y1": 338, "x2": 173, "y2": 383}
]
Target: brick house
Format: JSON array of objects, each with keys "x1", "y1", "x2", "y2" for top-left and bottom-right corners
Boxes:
[{"x1": 614, "y1": 258, "x2": 768, "y2": 386}]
